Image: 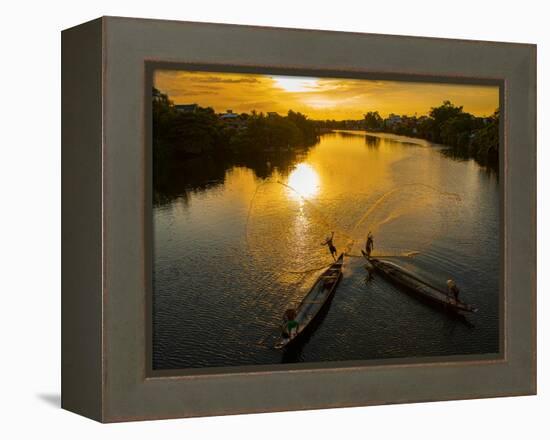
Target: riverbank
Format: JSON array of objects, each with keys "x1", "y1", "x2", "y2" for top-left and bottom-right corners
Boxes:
[
  {"x1": 153, "y1": 88, "x2": 499, "y2": 170},
  {"x1": 362, "y1": 102, "x2": 499, "y2": 168},
  {"x1": 365, "y1": 126, "x2": 499, "y2": 170},
  {"x1": 153, "y1": 87, "x2": 319, "y2": 165}
]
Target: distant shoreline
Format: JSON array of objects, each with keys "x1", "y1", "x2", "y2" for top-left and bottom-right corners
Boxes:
[{"x1": 153, "y1": 88, "x2": 498, "y2": 170}]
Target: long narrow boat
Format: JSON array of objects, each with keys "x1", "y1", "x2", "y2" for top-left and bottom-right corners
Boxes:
[
  {"x1": 362, "y1": 250, "x2": 477, "y2": 313},
  {"x1": 275, "y1": 254, "x2": 344, "y2": 349}
]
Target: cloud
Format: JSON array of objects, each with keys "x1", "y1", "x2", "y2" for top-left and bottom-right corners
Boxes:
[
  {"x1": 189, "y1": 76, "x2": 260, "y2": 84},
  {"x1": 153, "y1": 69, "x2": 499, "y2": 119}
]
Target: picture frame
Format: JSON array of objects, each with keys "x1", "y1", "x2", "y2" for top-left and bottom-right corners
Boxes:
[{"x1": 61, "y1": 16, "x2": 536, "y2": 422}]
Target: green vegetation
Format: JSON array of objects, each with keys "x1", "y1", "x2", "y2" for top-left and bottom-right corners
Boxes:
[
  {"x1": 153, "y1": 88, "x2": 230, "y2": 164},
  {"x1": 364, "y1": 111, "x2": 383, "y2": 130},
  {"x1": 154, "y1": 88, "x2": 499, "y2": 169},
  {"x1": 153, "y1": 88, "x2": 318, "y2": 168},
  {"x1": 314, "y1": 119, "x2": 364, "y2": 131},
  {"x1": 362, "y1": 101, "x2": 500, "y2": 166},
  {"x1": 229, "y1": 109, "x2": 318, "y2": 153}
]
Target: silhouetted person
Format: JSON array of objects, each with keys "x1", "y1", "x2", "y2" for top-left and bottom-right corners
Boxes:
[
  {"x1": 366, "y1": 232, "x2": 374, "y2": 258},
  {"x1": 282, "y1": 308, "x2": 298, "y2": 339},
  {"x1": 447, "y1": 279, "x2": 460, "y2": 303},
  {"x1": 321, "y1": 232, "x2": 337, "y2": 261}
]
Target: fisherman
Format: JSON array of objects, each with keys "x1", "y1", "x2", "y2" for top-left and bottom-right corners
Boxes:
[
  {"x1": 282, "y1": 308, "x2": 299, "y2": 339},
  {"x1": 321, "y1": 231, "x2": 337, "y2": 261},
  {"x1": 446, "y1": 279, "x2": 460, "y2": 303},
  {"x1": 365, "y1": 232, "x2": 374, "y2": 258}
]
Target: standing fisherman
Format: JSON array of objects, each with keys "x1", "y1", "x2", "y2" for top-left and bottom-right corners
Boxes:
[
  {"x1": 365, "y1": 232, "x2": 374, "y2": 258},
  {"x1": 321, "y1": 232, "x2": 337, "y2": 261},
  {"x1": 446, "y1": 279, "x2": 460, "y2": 303}
]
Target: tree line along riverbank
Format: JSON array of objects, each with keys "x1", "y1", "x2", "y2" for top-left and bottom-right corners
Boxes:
[
  {"x1": 362, "y1": 101, "x2": 499, "y2": 167},
  {"x1": 153, "y1": 87, "x2": 499, "y2": 169},
  {"x1": 153, "y1": 88, "x2": 318, "y2": 165}
]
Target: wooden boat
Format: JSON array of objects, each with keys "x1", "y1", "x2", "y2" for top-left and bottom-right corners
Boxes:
[
  {"x1": 275, "y1": 254, "x2": 344, "y2": 349},
  {"x1": 361, "y1": 250, "x2": 477, "y2": 313}
]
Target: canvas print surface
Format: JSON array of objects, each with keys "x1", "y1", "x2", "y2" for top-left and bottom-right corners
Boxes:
[{"x1": 151, "y1": 69, "x2": 500, "y2": 370}]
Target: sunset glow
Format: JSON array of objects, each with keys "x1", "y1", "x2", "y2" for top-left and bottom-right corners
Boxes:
[
  {"x1": 287, "y1": 163, "x2": 320, "y2": 201},
  {"x1": 154, "y1": 70, "x2": 499, "y2": 120},
  {"x1": 272, "y1": 76, "x2": 319, "y2": 93}
]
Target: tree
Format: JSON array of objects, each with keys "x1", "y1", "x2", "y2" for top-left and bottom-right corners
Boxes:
[
  {"x1": 287, "y1": 110, "x2": 318, "y2": 144},
  {"x1": 469, "y1": 109, "x2": 499, "y2": 163},
  {"x1": 440, "y1": 113, "x2": 476, "y2": 148},
  {"x1": 152, "y1": 87, "x2": 229, "y2": 161},
  {"x1": 364, "y1": 111, "x2": 383, "y2": 130},
  {"x1": 428, "y1": 101, "x2": 464, "y2": 142}
]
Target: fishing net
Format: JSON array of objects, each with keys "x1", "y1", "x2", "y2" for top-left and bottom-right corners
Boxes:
[
  {"x1": 349, "y1": 183, "x2": 462, "y2": 257},
  {"x1": 246, "y1": 179, "x2": 461, "y2": 293}
]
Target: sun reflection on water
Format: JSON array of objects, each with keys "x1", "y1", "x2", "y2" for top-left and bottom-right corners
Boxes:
[{"x1": 287, "y1": 163, "x2": 320, "y2": 202}]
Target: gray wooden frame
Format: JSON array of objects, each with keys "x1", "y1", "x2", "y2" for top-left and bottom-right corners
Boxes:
[{"x1": 62, "y1": 16, "x2": 536, "y2": 423}]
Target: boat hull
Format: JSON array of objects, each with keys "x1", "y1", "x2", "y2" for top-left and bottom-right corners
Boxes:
[
  {"x1": 362, "y1": 251, "x2": 477, "y2": 313},
  {"x1": 275, "y1": 254, "x2": 344, "y2": 349}
]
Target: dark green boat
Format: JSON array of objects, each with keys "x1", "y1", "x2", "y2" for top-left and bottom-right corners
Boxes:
[
  {"x1": 275, "y1": 254, "x2": 344, "y2": 349},
  {"x1": 362, "y1": 250, "x2": 477, "y2": 313}
]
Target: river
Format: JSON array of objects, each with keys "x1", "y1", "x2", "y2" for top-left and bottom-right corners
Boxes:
[{"x1": 152, "y1": 130, "x2": 500, "y2": 370}]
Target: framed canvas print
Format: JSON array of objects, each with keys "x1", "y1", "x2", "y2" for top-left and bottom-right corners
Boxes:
[{"x1": 62, "y1": 16, "x2": 536, "y2": 422}]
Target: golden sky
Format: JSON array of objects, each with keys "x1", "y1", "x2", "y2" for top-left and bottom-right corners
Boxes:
[{"x1": 154, "y1": 70, "x2": 499, "y2": 120}]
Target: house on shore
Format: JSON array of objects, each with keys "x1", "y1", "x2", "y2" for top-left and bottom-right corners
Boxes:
[
  {"x1": 384, "y1": 113, "x2": 403, "y2": 128},
  {"x1": 175, "y1": 104, "x2": 198, "y2": 113},
  {"x1": 220, "y1": 109, "x2": 245, "y2": 129}
]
